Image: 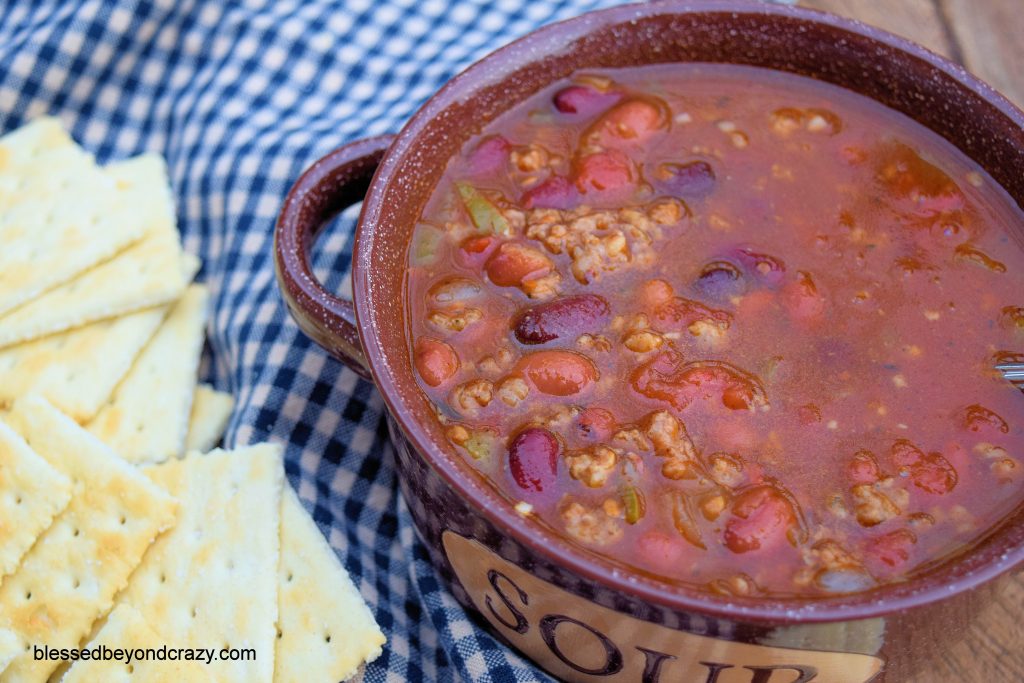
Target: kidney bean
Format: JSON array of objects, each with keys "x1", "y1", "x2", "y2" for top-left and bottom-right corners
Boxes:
[
  {"x1": 576, "y1": 407, "x2": 617, "y2": 441},
  {"x1": 573, "y1": 149, "x2": 634, "y2": 193},
  {"x1": 585, "y1": 97, "x2": 668, "y2": 145},
  {"x1": 723, "y1": 485, "x2": 797, "y2": 554},
  {"x1": 512, "y1": 293, "x2": 610, "y2": 345},
  {"x1": 962, "y1": 404, "x2": 1009, "y2": 435},
  {"x1": 693, "y1": 260, "x2": 745, "y2": 301},
  {"x1": 414, "y1": 337, "x2": 459, "y2": 387},
  {"x1": 485, "y1": 242, "x2": 553, "y2": 288},
  {"x1": 468, "y1": 135, "x2": 510, "y2": 174},
  {"x1": 654, "y1": 160, "x2": 717, "y2": 198},
  {"x1": 890, "y1": 439, "x2": 957, "y2": 494},
  {"x1": 508, "y1": 427, "x2": 560, "y2": 493},
  {"x1": 552, "y1": 85, "x2": 620, "y2": 116},
  {"x1": 515, "y1": 350, "x2": 598, "y2": 396},
  {"x1": 521, "y1": 175, "x2": 577, "y2": 210}
]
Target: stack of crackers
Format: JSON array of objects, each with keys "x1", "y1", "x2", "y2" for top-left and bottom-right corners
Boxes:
[{"x1": 0, "y1": 119, "x2": 385, "y2": 681}]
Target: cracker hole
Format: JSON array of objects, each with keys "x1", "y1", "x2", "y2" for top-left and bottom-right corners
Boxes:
[
  {"x1": 119, "y1": 516, "x2": 127, "y2": 525},
  {"x1": 160, "y1": 574, "x2": 166, "y2": 584},
  {"x1": 73, "y1": 578, "x2": 80, "y2": 589},
  {"x1": 286, "y1": 573, "x2": 293, "y2": 583},
  {"x1": 191, "y1": 606, "x2": 198, "y2": 618},
  {"x1": 15, "y1": 496, "x2": 22, "y2": 505},
  {"x1": 73, "y1": 528, "x2": 80, "y2": 537},
  {"x1": 325, "y1": 633, "x2": 332, "y2": 644},
  {"x1": 24, "y1": 591, "x2": 31, "y2": 601},
  {"x1": 277, "y1": 629, "x2": 283, "y2": 640},
  {"x1": 127, "y1": 664, "x2": 134, "y2": 674}
]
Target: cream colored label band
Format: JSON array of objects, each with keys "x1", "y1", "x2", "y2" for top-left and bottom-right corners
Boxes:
[{"x1": 443, "y1": 531, "x2": 884, "y2": 683}]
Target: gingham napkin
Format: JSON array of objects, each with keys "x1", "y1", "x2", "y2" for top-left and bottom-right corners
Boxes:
[{"x1": 0, "y1": 1, "x2": 784, "y2": 680}]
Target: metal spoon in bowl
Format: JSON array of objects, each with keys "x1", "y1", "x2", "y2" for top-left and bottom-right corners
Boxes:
[{"x1": 997, "y1": 363, "x2": 1024, "y2": 388}]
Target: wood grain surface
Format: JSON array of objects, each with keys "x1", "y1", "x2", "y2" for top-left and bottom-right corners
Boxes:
[{"x1": 799, "y1": 2, "x2": 1023, "y2": 680}]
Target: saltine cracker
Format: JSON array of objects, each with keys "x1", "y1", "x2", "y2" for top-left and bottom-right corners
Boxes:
[
  {"x1": 0, "y1": 154, "x2": 186, "y2": 348},
  {"x1": 0, "y1": 254, "x2": 199, "y2": 423},
  {"x1": 184, "y1": 384, "x2": 234, "y2": 453},
  {"x1": 0, "y1": 422, "x2": 72, "y2": 582},
  {"x1": 62, "y1": 604, "x2": 215, "y2": 683},
  {"x1": 125, "y1": 445, "x2": 283, "y2": 683},
  {"x1": 0, "y1": 305, "x2": 168, "y2": 423},
  {"x1": 0, "y1": 118, "x2": 146, "y2": 316},
  {"x1": 88, "y1": 284, "x2": 208, "y2": 462},
  {"x1": 0, "y1": 396, "x2": 177, "y2": 683},
  {"x1": 0, "y1": 628, "x2": 18, "y2": 674},
  {"x1": 276, "y1": 485, "x2": 385, "y2": 682}
]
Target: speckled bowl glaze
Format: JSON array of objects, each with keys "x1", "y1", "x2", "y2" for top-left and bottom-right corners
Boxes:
[{"x1": 275, "y1": 2, "x2": 1024, "y2": 680}]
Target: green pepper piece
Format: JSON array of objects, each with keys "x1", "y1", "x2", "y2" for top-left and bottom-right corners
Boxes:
[
  {"x1": 464, "y1": 431, "x2": 495, "y2": 462},
  {"x1": 411, "y1": 224, "x2": 443, "y2": 266},
  {"x1": 456, "y1": 182, "x2": 510, "y2": 236},
  {"x1": 621, "y1": 484, "x2": 646, "y2": 524}
]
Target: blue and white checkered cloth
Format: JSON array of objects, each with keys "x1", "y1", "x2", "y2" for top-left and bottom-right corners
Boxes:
[{"x1": 0, "y1": 2, "x2": 794, "y2": 680}]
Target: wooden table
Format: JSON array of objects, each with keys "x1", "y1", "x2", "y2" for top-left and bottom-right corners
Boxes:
[{"x1": 798, "y1": 1, "x2": 1024, "y2": 680}]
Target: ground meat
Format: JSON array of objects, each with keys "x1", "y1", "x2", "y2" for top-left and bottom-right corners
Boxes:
[
  {"x1": 476, "y1": 347, "x2": 515, "y2": 376},
  {"x1": 576, "y1": 333, "x2": 612, "y2": 352},
  {"x1": 451, "y1": 379, "x2": 493, "y2": 414},
  {"x1": 524, "y1": 201, "x2": 684, "y2": 285},
  {"x1": 623, "y1": 329, "x2": 663, "y2": 352},
  {"x1": 496, "y1": 376, "x2": 529, "y2": 407},
  {"x1": 644, "y1": 410, "x2": 699, "y2": 479},
  {"x1": 561, "y1": 500, "x2": 623, "y2": 546},
  {"x1": 521, "y1": 272, "x2": 561, "y2": 300},
  {"x1": 611, "y1": 427, "x2": 652, "y2": 453},
  {"x1": 566, "y1": 446, "x2": 618, "y2": 488},
  {"x1": 851, "y1": 483, "x2": 901, "y2": 527}
]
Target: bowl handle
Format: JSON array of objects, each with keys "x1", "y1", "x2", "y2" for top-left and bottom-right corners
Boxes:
[{"x1": 274, "y1": 135, "x2": 395, "y2": 380}]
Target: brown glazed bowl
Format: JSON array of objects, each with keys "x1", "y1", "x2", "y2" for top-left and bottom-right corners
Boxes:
[{"x1": 275, "y1": 2, "x2": 1024, "y2": 681}]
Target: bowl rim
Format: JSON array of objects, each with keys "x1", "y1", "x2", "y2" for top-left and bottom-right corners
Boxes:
[{"x1": 352, "y1": 0, "x2": 1024, "y2": 624}]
